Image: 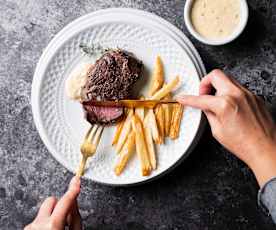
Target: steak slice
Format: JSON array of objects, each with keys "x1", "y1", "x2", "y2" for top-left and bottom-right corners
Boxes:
[
  {"x1": 83, "y1": 104, "x2": 124, "y2": 125},
  {"x1": 81, "y1": 50, "x2": 143, "y2": 125}
]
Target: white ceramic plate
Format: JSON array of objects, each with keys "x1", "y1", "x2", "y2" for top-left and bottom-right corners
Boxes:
[{"x1": 32, "y1": 8, "x2": 206, "y2": 186}]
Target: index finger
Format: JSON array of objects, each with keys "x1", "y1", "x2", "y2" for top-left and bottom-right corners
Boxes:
[
  {"x1": 176, "y1": 94, "x2": 223, "y2": 115},
  {"x1": 51, "y1": 176, "x2": 81, "y2": 225},
  {"x1": 200, "y1": 69, "x2": 236, "y2": 95}
]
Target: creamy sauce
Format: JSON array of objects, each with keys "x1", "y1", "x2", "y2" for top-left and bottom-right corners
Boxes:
[
  {"x1": 191, "y1": 0, "x2": 241, "y2": 40},
  {"x1": 65, "y1": 63, "x2": 92, "y2": 100}
]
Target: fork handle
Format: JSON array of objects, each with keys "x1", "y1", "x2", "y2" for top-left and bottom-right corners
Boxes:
[{"x1": 76, "y1": 156, "x2": 88, "y2": 177}]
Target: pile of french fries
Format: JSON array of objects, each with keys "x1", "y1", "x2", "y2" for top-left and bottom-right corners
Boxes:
[{"x1": 112, "y1": 56, "x2": 184, "y2": 176}]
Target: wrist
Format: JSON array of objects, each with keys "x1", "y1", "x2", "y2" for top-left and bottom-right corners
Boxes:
[{"x1": 248, "y1": 142, "x2": 276, "y2": 187}]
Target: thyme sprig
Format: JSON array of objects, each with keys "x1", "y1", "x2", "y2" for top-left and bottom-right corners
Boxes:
[{"x1": 79, "y1": 43, "x2": 113, "y2": 56}]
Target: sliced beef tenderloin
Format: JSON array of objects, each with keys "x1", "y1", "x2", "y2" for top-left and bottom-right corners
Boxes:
[
  {"x1": 83, "y1": 104, "x2": 124, "y2": 125},
  {"x1": 81, "y1": 50, "x2": 143, "y2": 125}
]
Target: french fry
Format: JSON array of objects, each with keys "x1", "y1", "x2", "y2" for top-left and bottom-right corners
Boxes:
[
  {"x1": 151, "y1": 76, "x2": 180, "y2": 100},
  {"x1": 135, "y1": 96, "x2": 145, "y2": 121},
  {"x1": 135, "y1": 107, "x2": 144, "y2": 122},
  {"x1": 114, "y1": 131, "x2": 136, "y2": 175},
  {"x1": 132, "y1": 115, "x2": 152, "y2": 176},
  {"x1": 169, "y1": 104, "x2": 184, "y2": 139},
  {"x1": 149, "y1": 56, "x2": 164, "y2": 96},
  {"x1": 144, "y1": 127, "x2": 156, "y2": 169},
  {"x1": 163, "y1": 94, "x2": 172, "y2": 137},
  {"x1": 115, "y1": 109, "x2": 134, "y2": 153},
  {"x1": 144, "y1": 109, "x2": 162, "y2": 144},
  {"x1": 154, "y1": 104, "x2": 165, "y2": 144},
  {"x1": 112, "y1": 120, "x2": 124, "y2": 146}
]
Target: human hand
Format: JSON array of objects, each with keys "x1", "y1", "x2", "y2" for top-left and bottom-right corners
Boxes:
[
  {"x1": 176, "y1": 69, "x2": 276, "y2": 186},
  {"x1": 24, "y1": 176, "x2": 82, "y2": 230}
]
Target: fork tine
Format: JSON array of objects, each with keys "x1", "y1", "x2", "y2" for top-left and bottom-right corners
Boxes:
[
  {"x1": 77, "y1": 125, "x2": 104, "y2": 177},
  {"x1": 92, "y1": 126, "x2": 104, "y2": 146},
  {"x1": 84, "y1": 126, "x2": 93, "y2": 139},
  {"x1": 87, "y1": 124, "x2": 98, "y2": 142}
]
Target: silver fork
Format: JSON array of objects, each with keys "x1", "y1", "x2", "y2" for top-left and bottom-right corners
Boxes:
[{"x1": 76, "y1": 124, "x2": 104, "y2": 176}]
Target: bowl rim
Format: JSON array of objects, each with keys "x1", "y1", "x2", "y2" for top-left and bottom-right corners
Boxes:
[{"x1": 184, "y1": 0, "x2": 249, "y2": 46}]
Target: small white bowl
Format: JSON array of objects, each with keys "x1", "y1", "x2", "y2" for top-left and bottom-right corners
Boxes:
[{"x1": 184, "y1": 0, "x2": 249, "y2": 46}]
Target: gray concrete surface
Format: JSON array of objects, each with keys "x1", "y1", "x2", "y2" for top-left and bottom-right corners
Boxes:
[{"x1": 0, "y1": 0, "x2": 276, "y2": 229}]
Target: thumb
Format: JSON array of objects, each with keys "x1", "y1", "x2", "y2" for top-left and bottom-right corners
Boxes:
[{"x1": 176, "y1": 94, "x2": 221, "y2": 114}]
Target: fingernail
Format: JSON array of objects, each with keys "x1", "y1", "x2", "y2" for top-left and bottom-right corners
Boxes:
[{"x1": 69, "y1": 176, "x2": 81, "y2": 191}]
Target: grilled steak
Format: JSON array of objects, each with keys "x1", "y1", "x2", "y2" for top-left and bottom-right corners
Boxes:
[{"x1": 81, "y1": 50, "x2": 143, "y2": 124}]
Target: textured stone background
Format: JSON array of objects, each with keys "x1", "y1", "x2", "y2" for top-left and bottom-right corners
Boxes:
[{"x1": 1, "y1": 0, "x2": 276, "y2": 229}]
